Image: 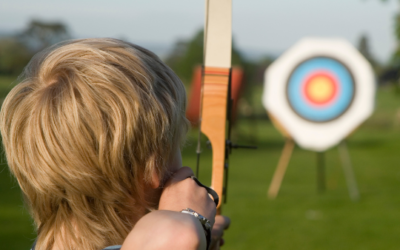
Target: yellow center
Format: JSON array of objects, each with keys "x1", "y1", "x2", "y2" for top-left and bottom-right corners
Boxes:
[{"x1": 307, "y1": 76, "x2": 334, "y2": 102}]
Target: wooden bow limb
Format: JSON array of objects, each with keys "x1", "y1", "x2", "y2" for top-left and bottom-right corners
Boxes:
[{"x1": 199, "y1": 0, "x2": 232, "y2": 213}]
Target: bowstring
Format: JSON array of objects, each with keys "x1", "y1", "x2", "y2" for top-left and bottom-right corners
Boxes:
[
  {"x1": 224, "y1": 68, "x2": 233, "y2": 203},
  {"x1": 196, "y1": 0, "x2": 210, "y2": 179},
  {"x1": 195, "y1": 66, "x2": 206, "y2": 179}
]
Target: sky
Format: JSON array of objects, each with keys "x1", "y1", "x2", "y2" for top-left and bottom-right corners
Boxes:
[{"x1": 0, "y1": 0, "x2": 398, "y2": 62}]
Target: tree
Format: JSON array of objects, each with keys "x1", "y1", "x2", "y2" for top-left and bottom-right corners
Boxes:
[
  {"x1": 370, "y1": 0, "x2": 400, "y2": 88},
  {"x1": 378, "y1": 0, "x2": 400, "y2": 65},
  {"x1": 18, "y1": 19, "x2": 70, "y2": 52},
  {"x1": 357, "y1": 34, "x2": 380, "y2": 74},
  {"x1": 0, "y1": 19, "x2": 71, "y2": 76},
  {"x1": 358, "y1": 34, "x2": 372, "y2": 61},
  {"x1": 0, "y1": 38, "x2": 32, "y2": 75}
]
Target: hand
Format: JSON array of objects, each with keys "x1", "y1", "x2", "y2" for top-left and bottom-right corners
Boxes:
[
  {"x1": 159, "y1": 167, "x2": 217, "y2": 226},
  {"x1": 123, "y1": 167, "x2": 229, "y2": 250},
  {"x1": 210, "y1": 215, "x2": 231, "y2": 250}
]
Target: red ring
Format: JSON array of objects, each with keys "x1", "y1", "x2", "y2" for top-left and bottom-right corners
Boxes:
[{"x1": 301, "y1": 71, "x2": 339, "y2": 107}]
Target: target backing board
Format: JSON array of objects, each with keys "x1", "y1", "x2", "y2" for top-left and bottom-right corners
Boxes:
[{"x1": 263, "y1": 38, "x2": 375, "y2": 152}]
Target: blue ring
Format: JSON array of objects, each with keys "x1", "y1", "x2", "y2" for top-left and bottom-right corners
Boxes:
[{"x1": 286, "y1": 57, "x2": 355, "y2": 123}]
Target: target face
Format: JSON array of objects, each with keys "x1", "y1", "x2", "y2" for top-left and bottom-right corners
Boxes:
[
  {"x1": 262, "y1": 38, "x2": 375, "y2": 151},
  {"x1": 286, "y1": 57, "x2": 355, "y2": 123}
]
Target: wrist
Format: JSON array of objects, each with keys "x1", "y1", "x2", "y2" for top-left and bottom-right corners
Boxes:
[
  {"x1": 123, "y1": 210, "x2": 207, "y2": 250},
  {"x1": 181, "y1": 208, "x2": 212, "y2": 250}
]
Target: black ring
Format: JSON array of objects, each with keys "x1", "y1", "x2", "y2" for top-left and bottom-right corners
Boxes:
[{"x1": 188, "y1": 176, "x2": 219, "y2": 207}]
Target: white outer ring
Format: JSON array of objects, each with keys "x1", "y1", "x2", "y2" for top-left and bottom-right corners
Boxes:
[{"x1": 263, "y1": 38, "x2": 375, "y2": 151}]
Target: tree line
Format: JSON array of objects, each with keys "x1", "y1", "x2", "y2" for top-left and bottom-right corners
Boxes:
[
  {"x1": 0, "y1": 16, "x2": 395, "y2": 89},
  {"x1": 0, "y1": 20, "x2": 70, "y2": 75}
]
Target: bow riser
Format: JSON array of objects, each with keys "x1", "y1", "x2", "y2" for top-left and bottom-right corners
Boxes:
[{"x1": 200, "y1": 67, "x2": 230, "y2": 210}]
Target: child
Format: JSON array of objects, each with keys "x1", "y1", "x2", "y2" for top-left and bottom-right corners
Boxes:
[{"x1": 0, "y1": 38, "x2": 230, "y2": 250}]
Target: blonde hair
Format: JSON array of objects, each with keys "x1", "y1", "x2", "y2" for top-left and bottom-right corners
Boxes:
[{"x1": 0, "y1": 38, "x2": 189, "y2": 250}]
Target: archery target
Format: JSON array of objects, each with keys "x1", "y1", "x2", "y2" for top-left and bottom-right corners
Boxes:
[
  {"x1": 286, "y1": 57, "x2": 355, "y2": 123},
  {"x1": 263, "y1": 38, "x2": 375, "y2": 152}
]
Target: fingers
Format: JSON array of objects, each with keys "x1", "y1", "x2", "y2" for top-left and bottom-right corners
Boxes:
[
  {"x1": 210, "y1": 240, "x2": 220, "y2": 250},
  {"x1": 219, "y1": 238, "x2": 225, "y2": 246},
  {"x1": 212, "y1": 215, "x2": 230, "y2": 238},
  {"x1": 159, "y1": 167, "x2": 217, "y2": 224},
  {"x1": 210, "y1": 215, "x2": 230, "y2": 250},
  {"x1": 214, "y1": 215, "x2": 231, "y2": 230},
  {"x1": 159, "y1": 168, "x2": 230, "y2": 250}
]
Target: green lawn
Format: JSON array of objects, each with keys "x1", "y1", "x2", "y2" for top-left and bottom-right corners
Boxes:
[{"x1": 1, "y1": 75, "x2": 400, "y2": 249}]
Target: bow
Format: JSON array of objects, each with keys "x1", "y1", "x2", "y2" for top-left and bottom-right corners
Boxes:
[{"x1": 197, "y1": 0, "x2": 232, "y2": 213}]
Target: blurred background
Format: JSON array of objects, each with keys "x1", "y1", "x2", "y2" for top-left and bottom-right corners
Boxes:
[{"x1": 1, "y1": 0, "x2": 400, "y2": 249}]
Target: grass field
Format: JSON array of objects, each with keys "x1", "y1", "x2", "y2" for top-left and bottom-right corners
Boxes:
[{"x1": 1, "y1": 75, "x2": 400, "y2": 249}]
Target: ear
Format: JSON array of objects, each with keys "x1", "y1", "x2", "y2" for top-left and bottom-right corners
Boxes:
[{"x1": 150, "y1": 169, "x2": 160, "y2": 189}]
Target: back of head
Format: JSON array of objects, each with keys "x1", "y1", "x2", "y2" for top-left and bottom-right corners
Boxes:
[{"x1": 0, "y1": 38, "x2": 189, "y2": 250}]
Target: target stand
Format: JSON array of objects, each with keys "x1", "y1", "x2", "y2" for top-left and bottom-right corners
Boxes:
[
  {"x1": 263, "y1": 38, "x2": 375, "y2": 200},
  {"x1": 267, "y1": 135, "x2": 360, "y2": 201}
]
